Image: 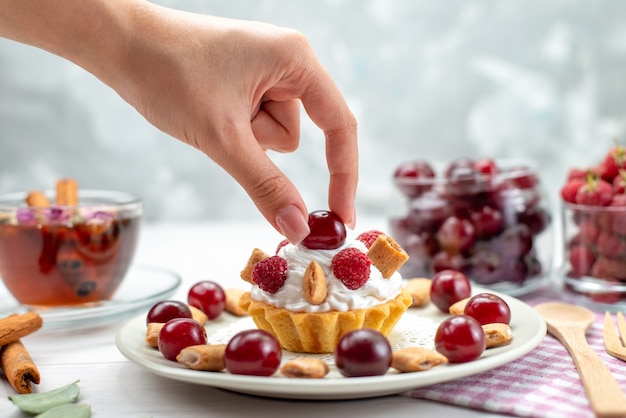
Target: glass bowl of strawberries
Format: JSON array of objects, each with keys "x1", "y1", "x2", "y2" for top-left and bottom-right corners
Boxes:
[
  {"x1": 389, "y1": 157, "x2": 552, "y2": 296},
  {"x1": 559, "y1": 145, "x2": 626, "y2": 310}
]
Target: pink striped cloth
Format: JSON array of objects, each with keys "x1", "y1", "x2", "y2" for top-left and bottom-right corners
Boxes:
[{"x1": 405, "y1": 291, "x2": 626, "y2": 418}]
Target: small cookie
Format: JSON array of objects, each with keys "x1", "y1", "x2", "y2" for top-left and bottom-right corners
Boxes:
[
  {"x1": 404, "y1": 278, "x2": 431, "y2": 307},
  {"x1": 225, "y1": 288, "x2": 248, "y2": 316},
  {"x1": 176, "y1": 344, "x2": 226, "y2": 371},
  {"x1": 449, "y1": 297, "x2": 470, "y2": 315},
  {"x1": 146, "y1": 322, "x2": 164, "y2": 348},
  {"x1": 188, "y1": 305, "x2": 208, "y2": 325},
  {"x1": 303, "y1": 260, "x2": 327, "y2": 305},
  {"x1": 483, "y1": 323, "x2": 513, "y2": 348},
  {"x1": 280, "y1": 358, "x2": 329, "y2": 378},
  {"x1": 240, "y1": 248, "x2": 270, "y2": 283},
  {"x1": 367, "y1": 235, "x2": 409, "y2": 279},
  {"x1": 391, "y1": 347, "x2": 448, "y2": 372}
]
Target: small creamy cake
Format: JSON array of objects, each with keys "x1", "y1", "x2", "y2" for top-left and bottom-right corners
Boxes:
[{"x1": 239, "y1": 212, "x2": 411, "y2": 354}]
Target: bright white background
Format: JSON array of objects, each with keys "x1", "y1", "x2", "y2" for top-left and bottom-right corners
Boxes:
[{"x1": 1, "y1": 0, "x2": 625, "y2": 222}]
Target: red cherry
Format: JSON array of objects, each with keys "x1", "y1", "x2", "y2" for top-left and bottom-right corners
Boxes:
[
  {"x1": 158, "y1": 318, "x2": 207, "y2": 361},
  {"x1": 146, "y1": 300, "x2": 192, "y2": 325},
  {"x1": 464, "y1": 292, "x2": 511, "y2": 325},
  {"x1": 435, "y1": 315, "x2": 485, "y2": 363},
  {"x1": 430, "y1": 269, "x2": 471, "y2": 313},
  {"x1": 301, "y1": 210, "x2": 346, "y2": 250},
  {"x1": 224, "y1": 329, "x2": 282, "y2": 376},
  {"x1": 335, "y1": 329, "x2": 392, "y2": 377},
  {"x1": 436, "y1": 216, "x2": 475, "y2": 253},
  {"x1": 473, "y1": 158, "x2": 499, "y2": 176},
  {"x1": 187, "y1": 280, "x2": 226, "y2": 320},
  {"x1": 393, "y1": 160, "x2": 436, "y2": 197}
]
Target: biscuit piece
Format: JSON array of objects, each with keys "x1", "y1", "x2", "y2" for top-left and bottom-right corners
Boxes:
[
  {"x1": 449, "y1": 297, "x2": 470, "y2": 315},
  {"x1": 225, "y1": 288, "x2": 248, "y2": 316},
  {"x1": 367, "y1": 235, "x2": 409, "y2": 278},
  {"x1": 483, "y1": 323, "x2": 513, "y2": 348},
  {"x1": 303, "y1": 260, "x2": 327, "y2": 305},
  {"x1": 145, "y1": 322, "x2": 164, "y2": 348},
  {"x1": 189, "y1": 305, "x2": 208, "y2": 325},
  {"x1": 391, "y1": 347, "x2": 448, "y2": 372},
  {"x1": 177, "y1": 344, "x2": 226, "y2": 371},
  {"x1": 404, "y1": 278, "x2": 431, "y2": 307},
  {"x1": 240, "y1": 248, "x2": 270, "y2": 283},
  {"x1": 280, "y1": 358, "x2": 329, "y2": 378}
]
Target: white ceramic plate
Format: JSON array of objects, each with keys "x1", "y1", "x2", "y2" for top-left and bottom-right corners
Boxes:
[
  {"x1": 0, "y1": 265, "x2": 181, "y2": 330},
  {"x1": 116, "y1": 289, "x2": 546, "y2": 400}
]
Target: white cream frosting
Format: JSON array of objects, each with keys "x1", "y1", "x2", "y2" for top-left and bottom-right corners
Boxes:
[{"x1": 250, "y1": 239, "x2": 403, "y2": 313}]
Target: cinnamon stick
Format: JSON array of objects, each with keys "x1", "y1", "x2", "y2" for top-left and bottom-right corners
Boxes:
[
  {"x1": 0, "y1": 312, "x2": 43, "y2": 347},
  {"x1": 56, "y1": 178, "x2": 79, "y2": 206},
  {"x1": 1, "y1": 340, "x2": 40, "y2": 393}
]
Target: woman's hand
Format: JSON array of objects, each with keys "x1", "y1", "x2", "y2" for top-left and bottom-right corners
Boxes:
[{"x1": 0, "y1": 0, "x2": 358, "y2": 243}]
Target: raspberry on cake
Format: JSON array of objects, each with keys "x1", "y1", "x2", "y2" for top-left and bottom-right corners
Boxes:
[{"x1": 238, "y1": 210, "x2": 412, "y2": 353}]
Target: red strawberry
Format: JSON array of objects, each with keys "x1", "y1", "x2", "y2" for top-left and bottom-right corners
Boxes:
[
  {"x1": 569, "y1": 244, "x2": 596, "y2": 277},
  {"x1": 596, "y1": 232, "x2": 626, "y2": 258},
  {"x1": 599, "y1": 145, "x2": 626, "y2": 182},
  {"x1": 331, "y1": 247, "x2": 371, "y2": 290},
  {"x1": 560, "y1": 179, "x2": 586, "y2": 203},
  {"x1": 575, "y1": 177, "x2": 613, "y2": 206},
  {"x1": 356, "y1": 230, "x2": 384, "y2": 249},
  {"x1": 566, "y1": 167, "x2": 589, "y2": 181},
  {"x1": 252, "y1": 256, "x2": 288, "y2": 294},
  {"x1": 613, "y1": 170, "x2": 626, "y2": 194}
]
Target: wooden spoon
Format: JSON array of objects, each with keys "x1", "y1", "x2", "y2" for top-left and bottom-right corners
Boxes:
[{"x1": 535, "y1": 302, "x2": 626, "y2": 418}]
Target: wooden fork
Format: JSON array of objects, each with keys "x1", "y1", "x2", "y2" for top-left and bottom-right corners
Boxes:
[{"x1": 604, "y1": 311, "x2": 626, "y2": 362}]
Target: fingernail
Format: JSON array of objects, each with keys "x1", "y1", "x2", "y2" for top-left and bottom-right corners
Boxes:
[
  {"x1": 276, "y1": 205, "x2": 310, "y2": 244},
  {"x1": 347, "y1": 208, "x2": 357, "y2": 229}
]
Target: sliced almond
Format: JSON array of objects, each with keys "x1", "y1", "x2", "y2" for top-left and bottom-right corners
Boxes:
[
  {"x1": 240, "y1": 248, "x2": 270, "y2": 284},
  {"x1": 303, "y1": 260, "x2": 327, "y2": 305}
]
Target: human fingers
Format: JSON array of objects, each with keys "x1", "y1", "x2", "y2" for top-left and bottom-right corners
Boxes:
[
  {"x1": 219, "y1": 129, "x2": 310, "y2": 243},
  {"x1": 251, "y1": 98, "x2": 301, "y2": 152},
  {"x1": 300, "y1": 68, "x2": 358, "y2": 228}
]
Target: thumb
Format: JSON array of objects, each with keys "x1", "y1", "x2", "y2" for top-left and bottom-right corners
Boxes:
[{"x1": 224, "y1": 140, "x2": 310, "y2": 244}]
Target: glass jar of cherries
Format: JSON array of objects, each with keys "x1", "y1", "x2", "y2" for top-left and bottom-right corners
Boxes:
[{"x1": 389, "y1": 157, "x2": 553, "y2": 296}]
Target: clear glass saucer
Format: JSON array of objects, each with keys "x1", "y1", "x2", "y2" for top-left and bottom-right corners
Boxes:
[{"x1": 0, "y1": 264, "x2": 181, "y2": 331}]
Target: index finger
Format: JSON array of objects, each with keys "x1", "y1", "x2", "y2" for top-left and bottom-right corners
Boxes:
[{"x1": 300, "y1": 67, "x2": 358, "y2": 228}]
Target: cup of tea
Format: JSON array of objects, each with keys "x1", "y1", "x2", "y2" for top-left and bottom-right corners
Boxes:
[{"x1": 0, "y1": 182, "x2": 142, "y2": 307}]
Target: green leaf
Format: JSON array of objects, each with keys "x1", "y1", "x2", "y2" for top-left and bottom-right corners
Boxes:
[
  {"x1": 35, "y1": 403, "x2": 91, "y2": 418},
  {"x1": 8, "y1": 380, "x2": 80, "y2": 414}
]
